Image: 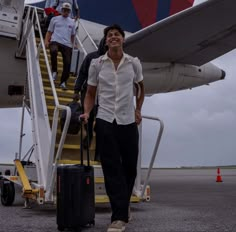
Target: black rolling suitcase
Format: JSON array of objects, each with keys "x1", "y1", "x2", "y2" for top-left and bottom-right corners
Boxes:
[{"x1": 57, "y1": 123, "x2": 95, "y2": 231}]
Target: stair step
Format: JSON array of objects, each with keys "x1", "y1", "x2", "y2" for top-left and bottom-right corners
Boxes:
[
  {"x1": 39, "y1": 50, "x2": 61, "y2": 58},
  {"x1": 95, "y1": 195, "x2": 141, "y2": 204},
  {"x1": 56, "y1": 142, "x2": 96, "y2": 150},
  {"x1": 56, "y1": 144, "x2": 80, "y2": 149},
  {"x1": 95, "y1": 195, "x2": 109, "y2": 203},
  {"x1": 42, "y1": 77, "x2": 76, "y2": 87},
  {"x1": 41, "y1": 64, "x2": 64, "y2": 73},
  {"x1": 48, "y1": 105, "x2": 55, "y2": 110},
  {"x1": 49, "y1": 116, "x2": 59, "y2": 121},
  {"x1": 44, "y1": 86, "x2": 74, "y2": 94},
  {"x1": 57, "y1": 159, "x2": 101, "y2": 166},
  {"x1": 44, "y1": 86, "x2": 74, "y2": 98},
  {"x1": 39, "y1": 57, "x2": 63, "y2": 66},
  {"x1": 95, "y1": 177, "x2": 105, "y2": 184},
  {"x1": 46, "y1": 95, "x2": 72, "y2": 104}
]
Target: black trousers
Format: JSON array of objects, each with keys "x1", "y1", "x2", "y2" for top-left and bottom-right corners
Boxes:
[
  {"x1": 96, "y1": 118, "x2": 139, "y2": 223},
  {"x1": 49, "y1": 41, "x2": 72, "y2": 84}
]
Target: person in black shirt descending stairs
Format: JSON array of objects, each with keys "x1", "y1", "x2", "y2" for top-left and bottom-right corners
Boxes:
[{"x1": 74, "y1": 37, "x2": 107, "y2": 155}]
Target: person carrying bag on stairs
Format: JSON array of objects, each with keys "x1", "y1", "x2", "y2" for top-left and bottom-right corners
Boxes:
[{"x1": 74, "y1": 37, "x2": 107, "y2": 153}]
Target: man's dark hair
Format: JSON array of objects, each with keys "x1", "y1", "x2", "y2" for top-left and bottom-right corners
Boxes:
[{"x1": 104, "y1": 24, "x2": 125, "y2": 39}]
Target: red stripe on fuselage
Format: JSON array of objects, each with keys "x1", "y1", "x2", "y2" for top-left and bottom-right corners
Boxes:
[
  {"x1": 170, "y1": 0, "x2": 194, "y2": 15},
  {"x1": 132, "y1": 0, "x2": 158, "y2": 28}
]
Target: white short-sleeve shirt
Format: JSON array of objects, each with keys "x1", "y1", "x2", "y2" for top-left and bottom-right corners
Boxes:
[
  {"x1": 88, "y1": 52, "x2": 143, "y2": 125},
  {"x1": 48, "y1": 15, "x2": 76, "y2": 48}
]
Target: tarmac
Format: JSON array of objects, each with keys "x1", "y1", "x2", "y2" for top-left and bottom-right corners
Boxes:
[{"x1": 0, "y1": 168, "x2": 236, "y2": 232}]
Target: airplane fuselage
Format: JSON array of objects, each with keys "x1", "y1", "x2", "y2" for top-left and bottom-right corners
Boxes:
[
  {"x1": 0, "y1": 18, "x2": 225, "y2": 108},
  {"x1": 0, "y1": 1, "x2": 225, "y2": 108}
]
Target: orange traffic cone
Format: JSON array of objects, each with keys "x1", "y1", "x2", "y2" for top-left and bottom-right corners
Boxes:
[{"x1": 216, "y1": 168, "x2": 223, "y2": 182}]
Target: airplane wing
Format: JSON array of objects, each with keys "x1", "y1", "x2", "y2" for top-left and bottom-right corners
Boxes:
[{"x1": 124, "y1": 0, "x2": 236, "y2": 66}]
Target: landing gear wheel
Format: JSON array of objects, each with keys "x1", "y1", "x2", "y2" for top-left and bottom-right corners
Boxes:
[{"x1": 1, "y1": 182, "x2": 15, "y2": 206}]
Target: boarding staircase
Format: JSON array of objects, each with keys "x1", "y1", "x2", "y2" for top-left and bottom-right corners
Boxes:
[
  {"x1": 0, "y1": 5, "x2": 164, "y2": 207},
  {"x1": 36, "y1": 13, "x2": 145, "y2": 203},
  {"x1": 40, "y1": 48, "x2": 111, "y2": 204},
  {"x1": 28, "y1": 6, "x2": 122, "y2": 204}
]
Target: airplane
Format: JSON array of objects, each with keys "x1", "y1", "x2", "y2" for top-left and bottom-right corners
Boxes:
[
  {"x1": 0, "y1": 0, "x2": 236, "y2": 206},
  {"x1": 1, "y1": 0, "x2": 236, "y2": 108}
]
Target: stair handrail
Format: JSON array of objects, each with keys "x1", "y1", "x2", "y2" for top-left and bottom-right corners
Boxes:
[
  {"x1": 32, "y1": 6, "x2": 72, "y2": 200},
  {"x1": 73, "y1": 19, "x2": 90, "y2": 56},
  {"x1": 78, "y1": 19, "x2": 98, "y2": 51},
  {"x1": 75, "y1": 33, "x2": 88, "y2": 57},
  {"x1": 140, "y1": 115, "x2": 164, "y2": 199},
  {"x1": 72, "y1": 19, "x2": 98, "y2": 74},
  {"x1": 16, "y1": 5, "x2": 34, "y2": 57}
]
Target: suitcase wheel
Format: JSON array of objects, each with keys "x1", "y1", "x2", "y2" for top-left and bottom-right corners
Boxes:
[
  {"x1": 89, "y1": 220, "x2": 95, "y2": 226},
  {"x1": 57, "y1": 225, "x2": 64, "y2": 231},
  {"x1": 72, "y1": 227, "x2": 82, "y2": 232}
]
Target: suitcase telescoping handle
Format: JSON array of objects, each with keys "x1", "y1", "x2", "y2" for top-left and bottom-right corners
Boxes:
[{"x1": 80, "y1": 119, "x2": 90, "y2": 166}]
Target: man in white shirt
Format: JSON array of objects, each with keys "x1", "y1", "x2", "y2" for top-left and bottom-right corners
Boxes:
[
  {"x1": 81, "y1": 24, "x2": 144, "y2": 232},
  {"x1": 44, "y1": 2, "x2": 76, "y2": 90}
]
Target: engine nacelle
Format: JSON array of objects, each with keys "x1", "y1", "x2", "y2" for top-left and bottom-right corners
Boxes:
[{"x1": 142, "y1": 62, "x2": 225, "y2": 95}]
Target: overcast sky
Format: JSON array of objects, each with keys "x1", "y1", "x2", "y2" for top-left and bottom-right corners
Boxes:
[
  {"x1": 1, "y1": 0, "x2": 236, "y2": 167},
  {"x1": 141, "y1": 49, "x2": 236, "y2": 167}
]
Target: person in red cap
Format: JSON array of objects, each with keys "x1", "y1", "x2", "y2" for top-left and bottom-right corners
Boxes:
[{"x1": 48, "y1": 0, "x2": 80, "y2": 19}]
